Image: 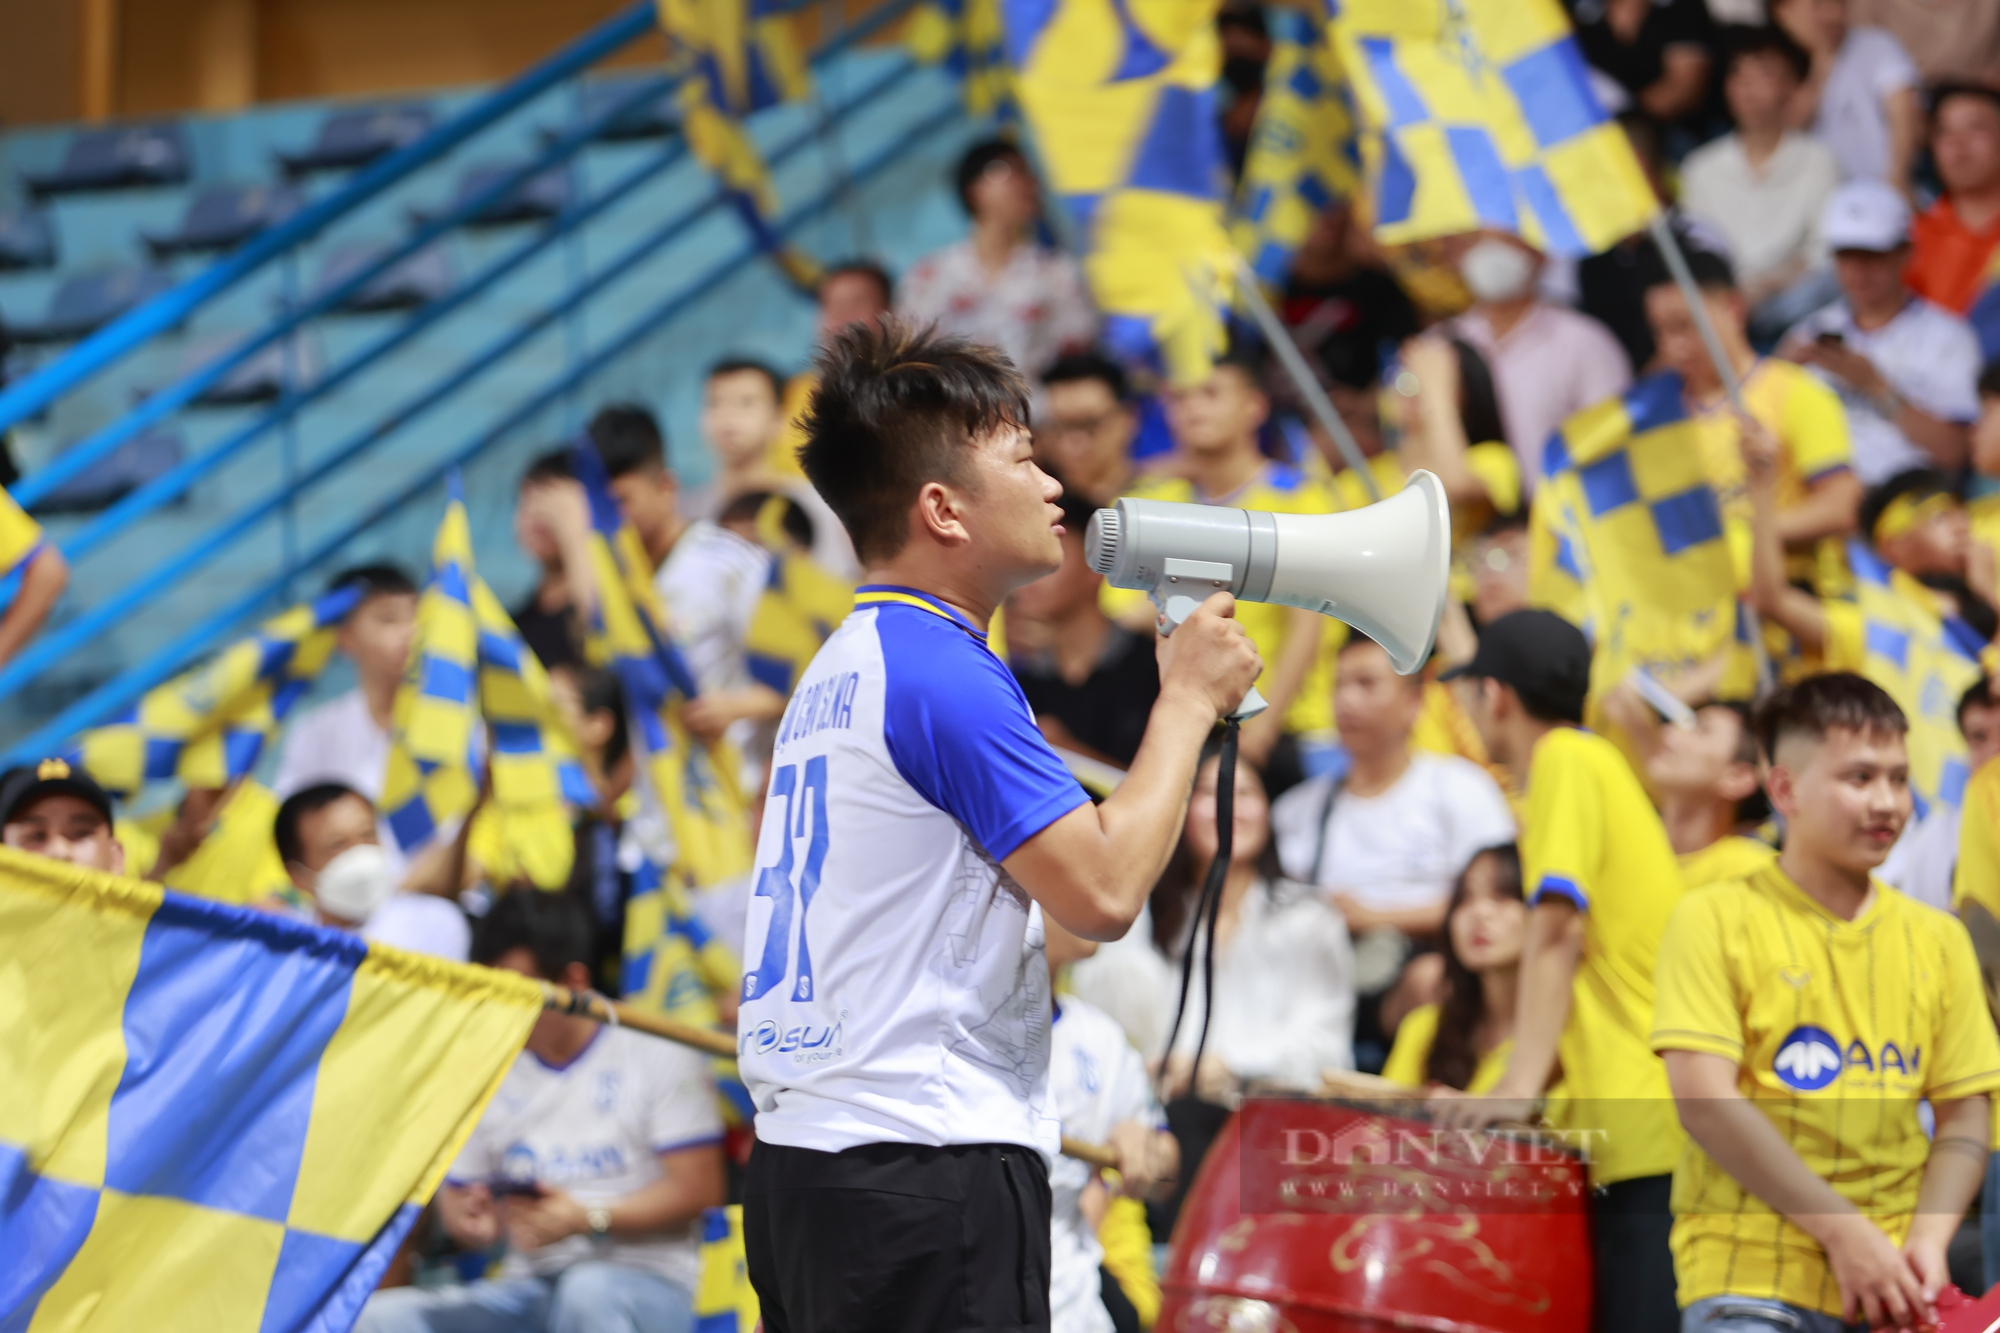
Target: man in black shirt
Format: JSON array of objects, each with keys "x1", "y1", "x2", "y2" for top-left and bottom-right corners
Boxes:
[
  {"x1": 510, "y1": 448, "x2": 588, "y2": 674},
  {"x1": 1007, "y1": 494, "x2": 1161, "y2": 768}
]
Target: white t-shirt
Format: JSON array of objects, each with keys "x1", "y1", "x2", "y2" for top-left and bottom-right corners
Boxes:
[
  {"x1": 1679, "y1": 131, "x2": 1840, "y2": 289},
  {"x1": 1048, "y1": 997, "x2": 1159, "y2": 1333},
  {"x1": 1167, "y1": 878, "x2": 1356, "y2": 1089},
  {"x1": 1879, "y1": 799, "x2": 1960, "y2": 913},
  {"x1": 654, "y1": 519, "x2": 772, "y2": 698},
  {"x1": 737, "y1": 586, "x2": 1090, "y2": 1160},
  {"x1": 1785, "y1": 296, "x2": 1983, "y2": 483},
  {"x1": 1065, "y1": 902, "x2": 1176, "y2": 1059},
  {"x1": 1270, "y1": 752, "x2": 1517, "y2": 913},
  {"x1": 1445, "y1": 304, "x2": 1632, "y2": 489},
  {"x1": 361, "y1": 892, "x2": 470, "y2": 961},
  {"x1": 271, "y1": 687, "x2": 409, "y2": 878},
  {"x1": 446, "y1": 1025, "x2": 723, "y2": 1290},
  {"x1": 1816, "y1": 26, "x2": 1921, "y2": 183}
]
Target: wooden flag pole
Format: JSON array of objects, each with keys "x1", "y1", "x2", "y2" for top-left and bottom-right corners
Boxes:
[{"x1": 542, "y1": 986, "x2": 1121, "y2": 1171}]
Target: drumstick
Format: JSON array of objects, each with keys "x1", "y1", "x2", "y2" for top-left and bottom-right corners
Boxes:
[{"x1": 543, "y1": 986, "x2": 1120, "y2": 1170}]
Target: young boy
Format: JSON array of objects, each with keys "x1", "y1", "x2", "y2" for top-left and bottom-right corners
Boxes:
[
  {"x1": 1436, "y1": 608, "x2": 1686, "y2": 1333},
  {"x1": 1655, "y1": 674, "x2": 1998, "y2": 1332}
]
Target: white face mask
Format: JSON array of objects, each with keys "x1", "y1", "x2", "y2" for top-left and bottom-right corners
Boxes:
[
  {"x1": 1459, "y1": 237, "x2": 1537, "y2": 303},
  {"x1": 314, "y1": 842, "x2": 395, "y2": 924}
]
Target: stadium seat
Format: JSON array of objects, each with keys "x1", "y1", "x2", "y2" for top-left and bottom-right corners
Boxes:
[
  {"x1": 419, "y1": 161, "x2": 572, "y2": 228},
  {"x1": 566, "y1": 74, "x2": 679, "y2": 142},
  {"x1": 145, "y1": 184, "x2": 306, "y2": 258},
  {"x1": 0, "y1": 209, "x2": 57, "y2": 272},
  {"x1": 24, "y1": 124, "x2": 190, "y2": 197},
  {"x1": 304, "y1": 241, "x2": 451, "y2": 313},
  {"x1": 278, "y1": 103, "x2": 434, "y2": 177},
  {"x1": 27, "y1": 426, "x2": 185, "y2": 515},
  {"x1": 11, "y1": 266, "x2": 176, "y2": 344},
  {"x1": 177, "y1": 331, "x2": 324, "y2": 406}
]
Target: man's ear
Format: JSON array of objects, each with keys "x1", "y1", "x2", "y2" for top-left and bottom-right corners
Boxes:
[
  {"x1": 1718, "y1": 761, "x2": 1761, "y2": 805},
  {"x1": 109, "y1": 838, "x2": 126, "y2": 878},
  {"x1": 912, "y1": 480, "x2": 972, "y2": 547},
  {"x1": 1764, "y1": 763, "x2": 1798, "y2": 819}
]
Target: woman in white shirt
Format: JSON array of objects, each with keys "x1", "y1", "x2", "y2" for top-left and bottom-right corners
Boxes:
[{"x1": 1161, "y1": 750, "x2": 1356, "y2": 1102}]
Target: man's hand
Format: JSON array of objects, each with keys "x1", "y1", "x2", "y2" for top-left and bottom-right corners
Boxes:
[
  {"x1": 1818, "y1": 1212, "x2": 1928, "y2": 1329},
  {"x1": 1903, "y1": 1226, "x2": 1951, "y2": 1328},
  {"x1": 1155, "y1": 593, "x2": 1263, "y2": 720},
  {"x1": 436, "y1": 1183, "x2": 501, "y2": 1250},
  {"x1": 1737, "y1": 412, "x2": 1782, "y2": 490},
  {"x1": 681, "y1": 685, "x2": 786, "y2": 743},
  {"x1": 1794, "y1": 340, "x2": 1892, "y2": 401},
  {"x1": 503, "y1": 1185, "x2": 591, "y2": 1253},
  {"x1": 1426, "y1": 1089, "x2": 1540, "y2": 1130},
  {"x1": 1107, "y1": 1119, "x2": 1178, "y2": 1200}
]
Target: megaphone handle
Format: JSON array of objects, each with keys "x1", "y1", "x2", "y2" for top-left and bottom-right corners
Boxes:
[
  {"x1": 1232, "y1": 686, "x2": 1269, "y2": 721},
  {"x1": 1155, "y1": 592, "x2": 1270, "y2": 722}
]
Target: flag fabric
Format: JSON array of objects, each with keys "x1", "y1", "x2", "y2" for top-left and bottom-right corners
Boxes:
[
  {"x1": 0, "y1": 848, "x2": 541, "y2": 1332},
  {"x1": 1232, "y1": 6, "x2": 1358, "y2": 286},
  {"x1": 63, "y1": 584, "x2": 363, "y2": 799},
  {"x1": 1005, "y1": 0, "x2": 1238, "y2": 384},
  {"x1": 0, "y1": 488, "x2": 49, "y2": 616},
  {"x1": 620, "y1": 857, "x2": 756, "y2": 1126},
  {"x1": 657, "y1": 0, "x2": 821, "y2": 291},
  {"x1": 1329, "y1": 0, "x2": 1657, "y2": 257},
  {"x1": 907, "y1": 0, "x2": 1013, "y2": 119},
  {"x1": 693, "y1": 1205, "x2": 761, "y2": 1330},
  {"x1": 1970, "y1": 247, "x2": 2000, "y2": 364},
  {"x1": 744, "y1": 550, "x2": 852, "y2": 697},
  {"x1": 569, "y1": 441, "x2": 754, "y2": 890},
  {"x1": 1530, "y1": 374, "x2": 1759, "y2": 706},
  {"x1": 382, "y1": 494, "x2": 592, "y2": 888},
  {"x1": 1846, "y1": 540, "x2": 1981, "y2": 816}
]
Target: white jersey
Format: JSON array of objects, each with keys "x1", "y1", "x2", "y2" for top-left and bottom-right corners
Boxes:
[
  {"x1": 1049, "y1": 997, "x2": 1160, "y2": 1333},
  {"x1": 445, "y1": 1025, "x2": 723, "y2": 1290},
  {"x1": 738, "y1": 586, "x2": 1090, "y2": 1160}
]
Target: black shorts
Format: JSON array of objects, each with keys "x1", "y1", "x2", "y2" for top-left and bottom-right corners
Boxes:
[
  {"x1": 742, "y1": 1138, "x2": 1053, "y2": 1333},
  {"x1": 1591, "y1": 1172, "x2": 1678, "y2": 1333}
]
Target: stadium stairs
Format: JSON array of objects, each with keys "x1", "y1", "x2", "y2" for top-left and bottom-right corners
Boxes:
[{"x1": 0, "y1": 0, "x2": 980, "y2": 773}]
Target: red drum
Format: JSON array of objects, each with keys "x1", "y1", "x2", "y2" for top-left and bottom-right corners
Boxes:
[{"x1": 1158, "y1": 1096, "x2": 1593, "y2": 1333}]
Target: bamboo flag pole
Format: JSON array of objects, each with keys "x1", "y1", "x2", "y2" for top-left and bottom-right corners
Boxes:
[{"x1": 542, "y1": 986, "x2": 1121, "y2": 1171}]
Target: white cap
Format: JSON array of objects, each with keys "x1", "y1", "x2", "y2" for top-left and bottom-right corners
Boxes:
[{"x1": 1821, "y1": 178, "x2": 1911, "y2": 253}]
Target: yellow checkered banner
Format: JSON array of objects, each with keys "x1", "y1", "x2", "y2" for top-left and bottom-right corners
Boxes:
[
  {"x1": 62, "y1": 583, "x2": 363, "y2": 799},
  {"x1": 1848, "y1": 541, "x2": 1981, "y2": 816},
  {"x1": 0, "y1": 849, "x2": 541, "y2": 1331},
  {"x1": 657, "y1": 0, "x2": 822, "y2": 290},
  {"x1": 1004, "y1": 0, "x2": 1237, "y2": 384},
  {"x1": 569, "y1": 441, "x2": 754, "y2": 890},
  {"x1": 1329, "y1": 0, "x2": 1657, "y2": 256},
  {"x1": 907, "y1": 0, "x2": 1013, "y2": 119},
  {"x1": 745, "y1": 548, "x2": 852, "y2": 697},
  {"x1": 382, "y1": 493, "x2": 593, "y2": 888},
  {"x1": 1531, "y1": 375, "x2": 1758, "y2": 706},
  {"x1": 1232, "y1": 6, "x2": 1357, "y2": 286}
]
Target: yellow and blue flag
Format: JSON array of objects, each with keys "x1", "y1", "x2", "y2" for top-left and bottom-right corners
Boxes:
[
  {"x1": 63, "y1": 583, "x2": 362, "y2": 799},
  {"x1": 1969, "y1": 247, "x2": 2000, "y2": 364},
  {"x1": 1329, "y1": 0, "x2": 1657, "y2": 256},
  {"x1": 908, "y1": 0, "x2": 1013, "y2": 119},
  {"x1": 1847, "y1": 540, "x2": 1982, "y2": 816},
  {"x1": 0, "y1": 847, "x2": 540, "y2": 1331},
  {"x1": 693, "y1": 1204, "x2": 761, "y2": 1331},
  {"x1": 1006, "y1": 0, "x2": 1237, "y2": 384},
  {"x1": 570, "y1": 440, "x2": 754, "y2": 890},
  {"x1": 658, "y1": 0, "x2": 821, "y2": 291},
  {"x1": 621, "y1": 857, "x2": 755, "y2": 1125},
  {"x1": 0, "y1": 487, "x2": 49, "y2": 614},
  {"x1": 1531, "y1": 374, "x2": 1758, "y2": 706},
  {"x1": 745, "y1": 550, "x2": 851, "y2": 697},
  {"x1": 1232, "y1": 6, "x2": 1358, "y2": 286}
]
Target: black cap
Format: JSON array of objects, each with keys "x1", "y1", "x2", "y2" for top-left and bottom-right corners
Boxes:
[
  {"x1": 1438, "y1": 609, "x2": 1591, "y2": 724},
  {"x1": 0, "y1": 758, "x2": 115, "y2": 827}
]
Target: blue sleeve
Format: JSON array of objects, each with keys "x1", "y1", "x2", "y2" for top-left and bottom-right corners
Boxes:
[{"x1": 878, "y1": 612, "x2": 1091, "y2": 860}]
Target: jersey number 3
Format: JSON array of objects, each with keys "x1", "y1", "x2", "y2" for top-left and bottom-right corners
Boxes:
[{"x1": 743, "y1": 756, "x2": 830, "y2": 1004}]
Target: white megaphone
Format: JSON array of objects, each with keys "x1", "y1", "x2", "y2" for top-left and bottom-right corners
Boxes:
[{"x1": 1084, "y1": 470, "x2": 1452, "y2": 718}]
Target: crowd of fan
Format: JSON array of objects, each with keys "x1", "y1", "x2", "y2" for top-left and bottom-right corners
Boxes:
[{"x1": 8, "y1": 4, "x2": 2000, "y2": 1327}]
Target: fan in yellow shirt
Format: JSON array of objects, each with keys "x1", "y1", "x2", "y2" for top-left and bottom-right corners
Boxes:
[
  {"x1": 1101, "y1": 349, "x2": 1340, "y2": 751},
  {"x1": 1602, "y1": 685, "x2": 1779, "y2": 888},
  {"x1": 1436, "y1": 608, "x2": 1686, "y2": 1333},
  {"x1": 1382, "y1": 844, "x2": 1529, "y2": 1095},
  {"x1": 1655, "y1": 674, "x2": 2000, "y2": 1331},
  {"x1": 0, "y1": 483, "x2": 67, "y2": 670}
]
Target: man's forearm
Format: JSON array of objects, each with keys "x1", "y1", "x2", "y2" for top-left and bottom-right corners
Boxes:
[
  {"x1": 1676, "y1": 1088, "x2": 1858, "y2": 1235},
  {"x1": 1094, "y1": 689, "x2": 1221, "y2": 891},
  {"x1": 0, "y1": 547, "x2": 66, "y2": 668},
  {"x1": 1908, "y1": 1096, "x2": 1990, "y2": 1248},
  {"x1": 1893, "y1": 405, "x2": 1970, "y2": 470},
  {"x1": 1493, "y1": 905, "x2": 1580, "y2": 1096},
  {"x1": 1774, "y1": 473, "x2": 1862, "y2": 546},
  {"x1": 608, "y1": 1150, "x2": 726, "y2": 1236}
]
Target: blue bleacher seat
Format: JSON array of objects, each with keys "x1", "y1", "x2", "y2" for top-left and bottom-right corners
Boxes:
[
  {"x1": 420, "y1": 161, "x2": 572, "y2": 228},
  {"x1": 28, "y1": 425, "x2": 184, "y2": 515},
  {"x1": 568, "y1": 75, "x2": 679, "y2": 142},
  {"x1": 25, "y1": 124, "x2": 190, "y2": 197},
  {"x1": 278, "y1": 103, "x2": 434, "y2": 177},
  {"x1": 12, "y1": 266, "x2": 175, "y2": 344},
  {"x1": 178, "y1": 331, "x2": 324, "y2": 406},
  {"x1": 0, "y1": 210, "x2": 57, "y2": 272},
  {"x1": 144, "y1": 184, "x2": 306, "y2": 258},
  {"x1": 305, "y1": 241, "x2": 451, "y2": 313}
]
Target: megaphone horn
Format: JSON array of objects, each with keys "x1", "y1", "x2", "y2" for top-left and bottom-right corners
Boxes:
[{"x1": 1083, "y1": 471, "x2": 1452, "y2": 688}]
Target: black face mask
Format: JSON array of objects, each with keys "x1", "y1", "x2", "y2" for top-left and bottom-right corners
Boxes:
[{"x1": 1222, "y1": 54, "x2": 1264, "y2": 96}]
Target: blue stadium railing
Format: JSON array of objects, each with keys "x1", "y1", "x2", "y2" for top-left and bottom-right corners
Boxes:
[{"x1": 0, "y1": 0, "x2": 948, "y2": 764}]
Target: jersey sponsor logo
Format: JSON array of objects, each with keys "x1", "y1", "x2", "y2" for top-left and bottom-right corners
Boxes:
[
  {"x1": 776, "y1": 671, "x2": 860, "y2": 749},
  {"x1": 740, "y1": 1017, "x2": 843, "y2": 1060},
  {"x1": 1772, "y1": 1025, "x2": 1921, "y2": 1090}
]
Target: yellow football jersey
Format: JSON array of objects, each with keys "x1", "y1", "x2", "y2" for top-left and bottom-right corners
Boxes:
[
  {"x1": 0, "y1": 486, "x2": 46, "y2": 589},
  {"x1": 1382, "y1": 1002, "x2": 1512, "y2": 1093},
  {"x1": 1653, "y1": 864, "x2": 2000, "y2": 1317},
  {"x1": 1521, "y1": 726, "x2": 1686, "y2": 1185},
  {"x1": 1102, "y1": 462, "x2": 1340, "y2": 732},
  {"x1": 1956, "y1": 756, "x2": 2000, "y2": 924},
  {"x1": 1678, "y1": 834, "x2": 1777, "y2": 891}
]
